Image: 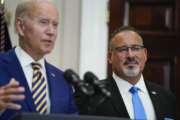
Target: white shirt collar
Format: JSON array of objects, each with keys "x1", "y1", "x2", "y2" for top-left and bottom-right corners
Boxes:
[
  {"x1": 112, "y1": 72, "x2": 148, "y2": 94},
  {"x1": 15, "y1": 46, "x2": 45, "y2": 70}
]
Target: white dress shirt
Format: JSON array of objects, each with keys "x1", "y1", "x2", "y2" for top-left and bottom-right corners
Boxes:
[
  {"x1": 113, "y1": 73, "x2": 156, "y2": 120},
  {"x1": 15, "y1": 46, "x2": 51, "y2": 114}
]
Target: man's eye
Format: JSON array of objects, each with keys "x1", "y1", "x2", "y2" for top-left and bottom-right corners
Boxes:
[
  {"x1": 53, "y1": 23, "x2": 58, "y2": 28},
  {"x1": 120, "y1": 48, "x2": 128, "y2": 51},
  {"x1": 116, "y1": 47, "x2": 128, "y2": 52},
  {"x1": 114, "y1": 45, "x2": 144, "y2": 53},
  {"x1": 39, "y1": 20, "x2": 48, "y2": 25},
  {"x1": 132, "y1": 47, "x2": 141, "y2": 50},
  {"x1": 131, "y1": 46, "x2": 144, "y2": 51},
  {"x1": 38, "y1": 19, "x2": 49, "y2": 25}
]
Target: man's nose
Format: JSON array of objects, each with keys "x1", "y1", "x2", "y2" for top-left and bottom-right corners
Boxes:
[
  {"x1": 127, "y1": 48, "x2": 134, "y2": 57},
  {"x1": 47, "y1": 24, "x2": 56, "y2": 35}
]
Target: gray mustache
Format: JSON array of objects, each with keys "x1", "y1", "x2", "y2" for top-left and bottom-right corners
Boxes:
[{"x1": 123, "y1": 57, "x2": 139, "y2": 65}]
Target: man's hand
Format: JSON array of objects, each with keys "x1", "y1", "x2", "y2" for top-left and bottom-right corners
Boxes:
[{"x1": 0, "y1": 78, "x2": 25, "y2": 111}]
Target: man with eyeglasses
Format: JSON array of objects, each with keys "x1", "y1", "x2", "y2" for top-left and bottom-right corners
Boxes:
[{"x1": 86, "y1": 26, "x2": 175, "y2": 120}]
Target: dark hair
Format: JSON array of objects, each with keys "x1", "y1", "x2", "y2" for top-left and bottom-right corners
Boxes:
[{"x1": 110, "y1": 26, "x2": 139, "y2": 40}]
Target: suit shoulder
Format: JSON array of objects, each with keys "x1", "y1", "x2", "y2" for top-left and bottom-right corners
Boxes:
[
  {"x1": 45, "y1": 62, "x2": 64, "y2": 74},
  {"x1": 0, "y1": 49, "x2": 14, "y2": 63},
  {"x1": 100, "y1": 77, "x2": 115, "y2": 85},
  {"x1": 0, "y1": 52, "x2": 8, "y2": 61}
]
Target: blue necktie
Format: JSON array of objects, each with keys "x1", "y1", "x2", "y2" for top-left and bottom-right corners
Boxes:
[
  {"x1": 31, "y1": 63, "x2": 47, "y2": 114},
  {"x1": 129, "y1": 86, "x2": 147, "y2": 120}
]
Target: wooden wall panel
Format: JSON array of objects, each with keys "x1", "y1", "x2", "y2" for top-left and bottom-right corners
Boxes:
[
  {"x1": 143, "y1": 57, "x2": 175, "y2": 92},
  {"x1": 129, "y1": 5, "x2": 174, "y2": 30}
]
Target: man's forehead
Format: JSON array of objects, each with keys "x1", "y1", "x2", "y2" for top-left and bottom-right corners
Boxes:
[
  {"x1": 115, "y1": 30, "x2": 138, "y2": 38},
  {"x1": 27, "y1": 1, "x2": 57, "y2": 13},
  {"x1": 113, "y1": 31, "x2": 143, "y2": 44},
  {"x1": 27, "y1": 3, "x2": 58, "y2": 19}
]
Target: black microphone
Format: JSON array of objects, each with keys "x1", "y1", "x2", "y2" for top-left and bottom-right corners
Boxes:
[
  {"x1": 64, "y1": 69, "x2": 94, "y2": 96},
  {"x1": 84, "y1": 71, "x2": 111, "y2": 97}
]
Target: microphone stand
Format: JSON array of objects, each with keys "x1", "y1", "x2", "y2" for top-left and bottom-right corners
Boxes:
[
  {"x1": 86, "y1": 90, "x2": 110, "y2": 115},
  {"x1": 74, "y1": 83, "x2": 95, "y2": 114}
]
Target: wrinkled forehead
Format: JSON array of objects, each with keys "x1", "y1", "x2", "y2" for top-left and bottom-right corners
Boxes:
[
  {"x1": 111, "y1": 30, "x2": 144, "y2": 47},
  {"x1": 27, "y1": 0, "x2": 58, "y2": 18}
]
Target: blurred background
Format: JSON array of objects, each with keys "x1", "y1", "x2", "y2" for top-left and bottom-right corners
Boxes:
[{"x1": 1, "y1": 0, "x2": 179, "y2": 118}]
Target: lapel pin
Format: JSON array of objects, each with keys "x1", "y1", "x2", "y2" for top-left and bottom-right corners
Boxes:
[
  {"x1": 51, "y1": 73, "x2": 56, "y2": 77},
  {"x1": 151, "y1": 91, "x2": 157, "y2": 95}
]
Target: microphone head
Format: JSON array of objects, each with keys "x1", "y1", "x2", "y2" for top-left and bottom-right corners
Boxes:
[
  {"x1": 84, "y1": 71, "x2": 99, "y2": 84},
  {"x1": 64, "y1": 69, "x2": 95, "y2": 96},
  {"x1": 84, "y1": 71, "x2": 111, "y2": 97},
  {"x1": 64, "y1": 69, "x2": 80, "y2": 84}
]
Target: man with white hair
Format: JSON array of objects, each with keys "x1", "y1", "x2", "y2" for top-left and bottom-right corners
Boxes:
[{"x1": 0, "y1": 0, "x2": 78, "y2": 119}]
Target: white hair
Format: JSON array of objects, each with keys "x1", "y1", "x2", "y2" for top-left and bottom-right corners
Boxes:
[{"x1": 14, "y1": 0, "x2": 56, "y2": 33}]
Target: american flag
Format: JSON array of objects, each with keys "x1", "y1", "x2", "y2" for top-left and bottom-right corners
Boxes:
[{"x1": 0, "y1": 0, "x2": 12, "y2": 53}]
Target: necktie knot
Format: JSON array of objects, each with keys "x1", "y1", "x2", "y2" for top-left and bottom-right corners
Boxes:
[
  {"x1": 31, "y1": 62, "x2": 41, "y2": 70},
  {"x1": 129, "y1": 86, "x2": 138, "y2": 94}
]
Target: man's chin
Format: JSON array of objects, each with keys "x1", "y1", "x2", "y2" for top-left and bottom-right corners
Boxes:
[
  {"x1": 125, "y1": 73, "x2": 139, "y2": 77},
  {"x1": 42, "y1": 47, "x2": 53, "y2": 53},
  {"x1": 123, "y1": 68, "x2": 140, "y2": 77},
  {"x1": 42, "y1": 49, "x2": 52, "y2": 55}
]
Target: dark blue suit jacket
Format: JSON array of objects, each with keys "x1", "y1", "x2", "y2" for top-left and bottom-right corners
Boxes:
[{"x1": 0, "y1": 49, "x2": 78, "y2": 120}]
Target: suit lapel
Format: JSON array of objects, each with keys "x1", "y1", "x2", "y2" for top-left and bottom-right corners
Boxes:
[
  {"x1": 45, "y1": 63, "x2": 56, "y2": 113},
  {"x1": 45, "y1": 62, "x2": 64, "y2": 113},
  {"x1": 5, "y1": 49, "x2": 36, "y2": 112},
  {"x1": 47, "y1": 63, "x2": 78, "y2": 113},
  {"x1": 145, "y1": 81, "x2": 163, "y2": 120},
  {"x1": 107, "y1": 78, "x2": 130, "y2": 117}
]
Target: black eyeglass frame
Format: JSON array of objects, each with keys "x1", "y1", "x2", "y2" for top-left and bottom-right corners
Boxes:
[{"x1": 113, "y1": 45, "x2": 145, "y2": 53}]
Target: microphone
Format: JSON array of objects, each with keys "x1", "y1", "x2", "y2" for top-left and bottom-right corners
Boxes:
[
  {"x1": 84, "y1": 71, "x2": 111, "y2": 97},
  {"x1": 64, "y1": 69, "x2": 94, "y2": 96}
]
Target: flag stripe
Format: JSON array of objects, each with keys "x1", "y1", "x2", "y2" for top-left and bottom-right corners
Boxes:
[{"x1": 0, "y1": 3, "x2": 12, "y2": 53}]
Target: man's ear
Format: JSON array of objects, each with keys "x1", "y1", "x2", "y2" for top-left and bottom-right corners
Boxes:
[
  {"x1": 108, "y1": 51, "x2": 113, "y2": 64},
  {"x1": 16, "y1": 18, "x2": 25, "y2": 36},
  {"x1": 144, "y1": 48, "x2": 148, "y2": 62}
]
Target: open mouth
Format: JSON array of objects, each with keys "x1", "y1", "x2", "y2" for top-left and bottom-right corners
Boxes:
[
  {"x1": 42, "y1": 40, "x2": 54, "y2": 45},
  {"x1": 43, "y1": 39, "x2": 52, "y2": 43}
]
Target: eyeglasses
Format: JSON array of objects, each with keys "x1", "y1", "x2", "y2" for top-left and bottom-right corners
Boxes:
[{"x1": 113, "y1": 45, "x2": 145, "y2": 54}]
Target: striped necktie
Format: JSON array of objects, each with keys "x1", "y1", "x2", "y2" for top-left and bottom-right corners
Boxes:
[
  {"x1": 129, "y1": 86, "x2": 147, "y2": 120},
  {"x1": 31, "y1": 62, "x2": 47, "y2": 114}
]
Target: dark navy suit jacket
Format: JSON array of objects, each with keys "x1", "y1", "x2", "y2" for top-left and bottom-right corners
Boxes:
[{"x1": 0, "y1": 49, "x2": 78, "y2": 120}]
